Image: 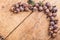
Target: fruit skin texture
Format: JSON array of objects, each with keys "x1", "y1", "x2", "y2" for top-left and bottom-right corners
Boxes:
[
  {"x1": 44, "y1": 9, "x2": 50, "y2": 15},
  {"x1": 38, "y1": 6, "x2": 43, "y2": 12},
  {"x1": 33, "y1": 7, "x2": 38, "y2": 11},
  {"x1": 43, "y1": 5, "x2": 47, "y2": 10},
  {"x1": 19, "y1": 6, "x2": 24, "y2": 12},
  {"x1": 45, "y1": 2, "x2": 51, "y2": 8},
  {"x1": 51, "y1": 7, "x2": 57, "y2": 13},
  {"x1": 34, "y1": 3, "x2": 39, "y2": 8}
]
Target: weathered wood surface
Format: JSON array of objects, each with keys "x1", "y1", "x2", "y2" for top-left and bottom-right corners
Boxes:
[{"x1": 0, "y1": 0, "x2": 60, "y2": 40}]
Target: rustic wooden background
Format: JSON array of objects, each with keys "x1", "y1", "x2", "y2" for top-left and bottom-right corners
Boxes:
[{"x1": 0, "y1": 0, "x2": 60, "y2": 40}]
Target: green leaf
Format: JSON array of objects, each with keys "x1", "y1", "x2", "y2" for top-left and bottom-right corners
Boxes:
[{"x1": 27, "y1": 0, "x2": 35, "y2": 6}]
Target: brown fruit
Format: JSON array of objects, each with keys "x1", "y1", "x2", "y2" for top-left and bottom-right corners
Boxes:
[
  {"x1": 19, "y1": 6, "x2": 24, "y2": 11},
  {"x1": 52, "y1": 13, "x2": 57, "y2": 17},
  {"x1": 28, "y1": 5, "x2": 33, "y2": 11},
  {"x1": 50, "y1": 21, "x2": 55, "y2": 26},
  {"x1": 49, "y1": 26, "x2": 54, "y2": 30},
  {"x1": 43, "y1": 5, "x2": 47, "y2": 10},
  {"x1": 13, "y1": 10, "x2": 18, "y2": 13},
  {"x1": 54, "y1": 20, "x2": 58, "y2": 24},
  {"x1": 10, "y1": 6, "x2": 16, "y2": 12},
  {"x1": 53, "y1": 29, "x2": 58, "y2": 33},
  {"x1": 45, "y1": 2, "x2": 51, "y2": 8},
  {"x1": 49, "y1": 31, "x2": 53, "y2": 35},
  {"x1": 52, "y1": 33, "x2": 57, "y2": 38},
  {"x1": 51, "y1": 7, "x2": 57, "y2": 13},
  {"x1": 44, "y1": 9, "x2": 50, "y2": 14},
  {"x1": 53, "y1": 25, "x2": 58, "y2": 30},
  {"x1": 16, "y1": 8, "x2": 20, "y2": 12},
  {"x1": 49, "y1": 6, "x2": 53, "y2": 12},
  {"x1": 24, "y1": 7, "x2": 29, "y2": 11},
  {"x1": 49, "y1": 16, "x2": 55, "y2": 21},
  {"x1": 34, "y1": 3, "x2": 39, "y2": 7},
  {"x1": 38, "y1": 6, "x2": 43, "y2": 12},
  {"x1": 33, "y1": 7, "x2": 38, "y2": 11},
  {"x1": 47, "y1": 13, "x2": 52, "y2": 17}
]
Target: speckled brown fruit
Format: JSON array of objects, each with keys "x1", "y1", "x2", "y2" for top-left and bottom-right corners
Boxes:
[
  {"x1": 13, "y1": 10, "x2": 18, "y2": 13},
  {"x1": 51, "y1": 33, "x2": 57, "y2": 38},
  {"x1": 51, "y1": 7, "x2": 57, "y2": 13},
  {"x1": 52, "y1": 13, "x2": 57, "y2": 17},
  {"x1": 53, "y1": 25, "x2": 58, "y2": 30},
  {"x1": 33, "y1": 7, "x2": 38, "y2": 11},
  {"x1": 54, "y1": 20, "x2": 58, "y2": 24},
  {"x1": 28, "y1": 5, "x2": 33, "y2": 11},
  {"x1": 44, "y1": 9, "x2": 50, "y2": 14},
  {"x1": 50, "y1": 21, "x2": 55, "y2": 26},
  {"x1": 16, "y1": 8, "x2": 20, "y2": 12},
  {"x1": 34, "y1": 3, "x2": 39, "y2": 8},
  {"x1": 49, "y1": 6, "x2": 53, "y2": 12},
  {"x1": 49, "y1": 26, "x2": 54, "y2": 30},
  {"x1": 49, "y1": 31, "x2": 53, "y2": 35},
  {"x1": 49, "y1": 16, "x2": 55, "y2": 21},
  {"x1": 43, "y1": 5, "x2": 47, "y2": 10},
  {"x1": 24, "y1": 7, "x2": 29, "y2": 11},
  {"x1": 47, "y1": 13, "x2": 52, "y2": 17},
  {"x1": 45, "y1": 2, "x2": 51, "y2": 8},
  {"x1": 19, "y1": 6, "x2": 24, "y2": 11},
  {"x1": 38, "y1": 6, "x2": 43, "y2": 12},
  {"x1": 53, "y1": 29, "x2": 58, "y2": 33}
]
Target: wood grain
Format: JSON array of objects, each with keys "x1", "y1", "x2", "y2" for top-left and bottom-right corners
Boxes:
[{"x1": 0, "y1": 0, "x2": 60, "y2": 40}]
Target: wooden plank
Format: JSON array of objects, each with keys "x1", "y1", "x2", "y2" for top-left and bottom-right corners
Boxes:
[{"x1": 0, "y1": 0, "x2": 60, "y2": 40}]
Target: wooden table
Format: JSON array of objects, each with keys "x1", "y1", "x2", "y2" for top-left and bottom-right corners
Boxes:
[{"x1": 0, "y1": 0, "x2": 60, "y2": 40}]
